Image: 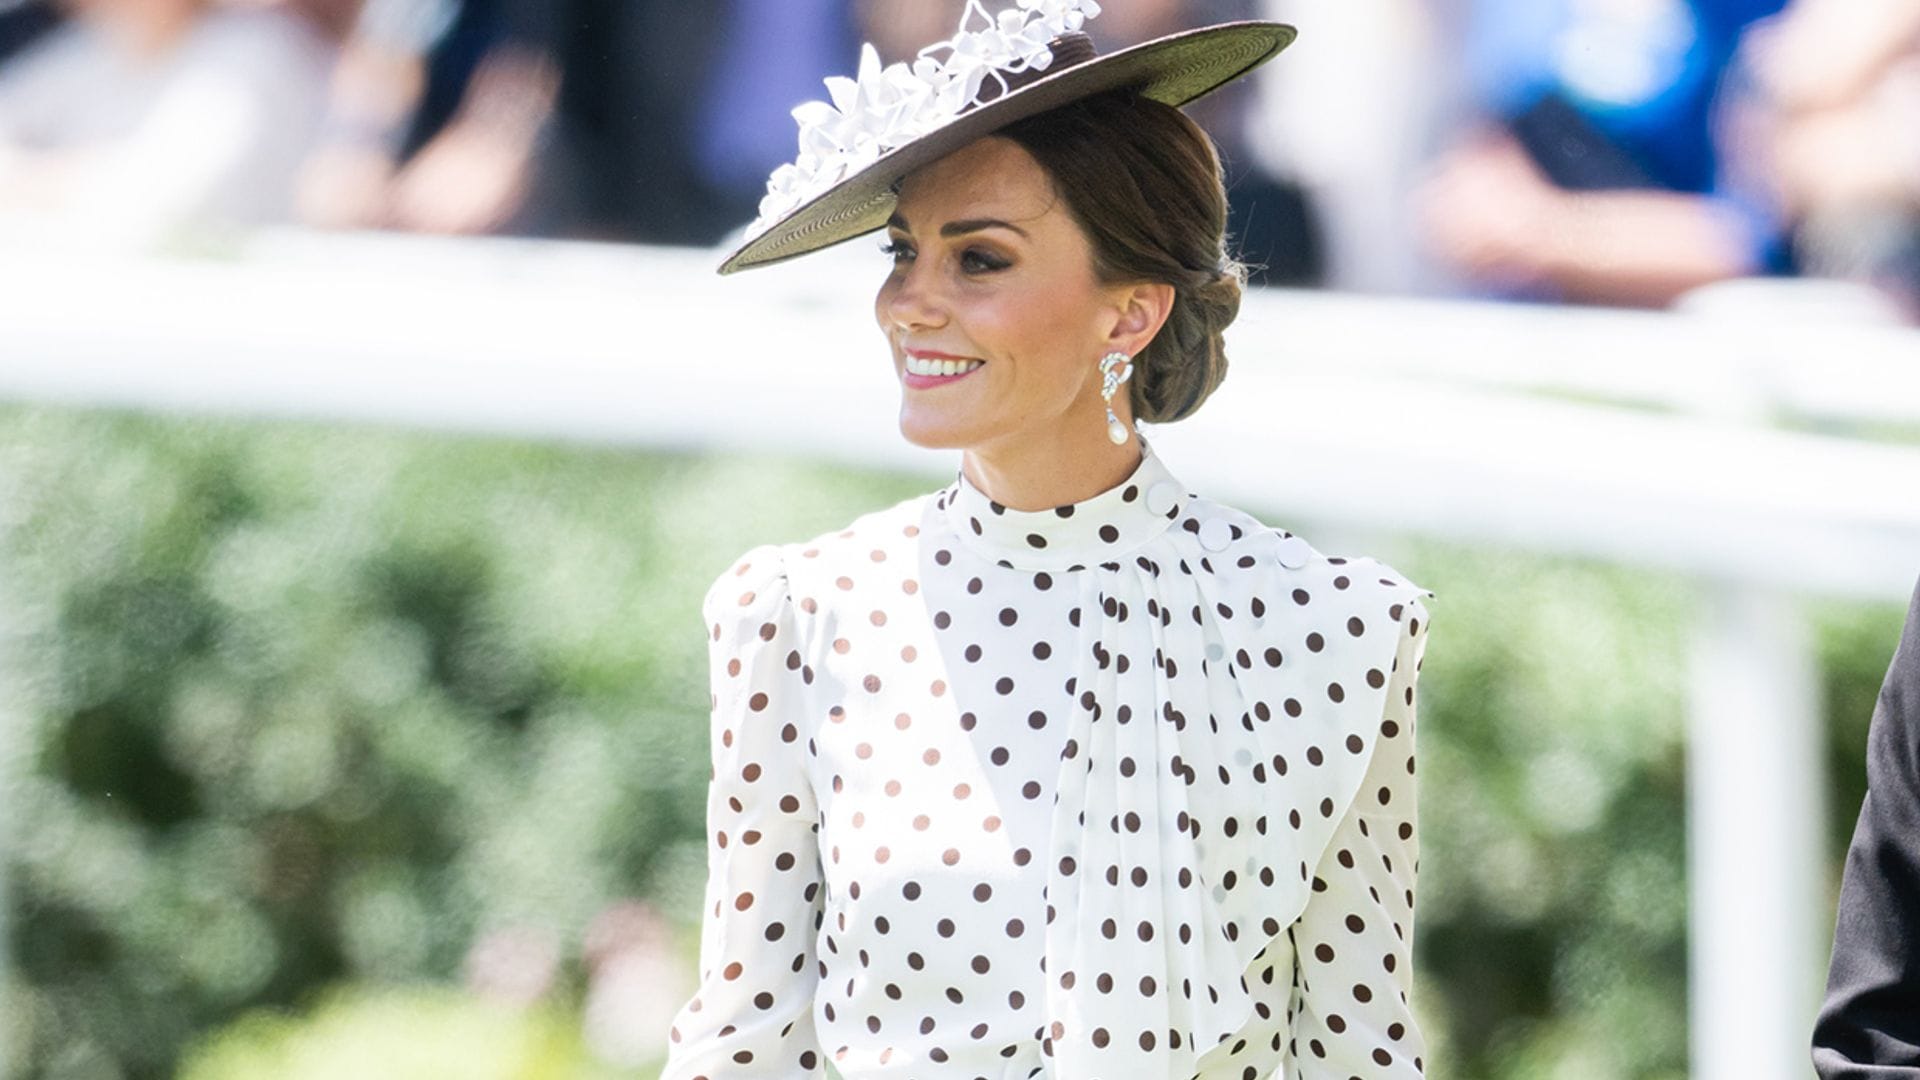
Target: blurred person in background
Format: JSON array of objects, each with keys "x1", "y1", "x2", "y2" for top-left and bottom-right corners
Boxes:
[
  {"x1": 1740, "y1": 0, "x2": 1920, "y2": 321},
  {"x1": 296, "y1": 0, "x2": 857, "y2": 243},
  {"x1": 283, "y1": 0, "x2": 353, "y2": 39},
  {"x1": 1246, "y1": 0, "x2": 1469, "y2": 295},
  {"x1": 293, "y1": 0, "x2": 562, "y2": 236},
  {"x1": 0, "y1": 0, "x2": 334, "y2": 245},
  {"x1": 0, "y1": 0, "x2": 63, "y2": 60},
  {"x1": 1415, "y1": 0, "x2": 1792, "y2": 308}
]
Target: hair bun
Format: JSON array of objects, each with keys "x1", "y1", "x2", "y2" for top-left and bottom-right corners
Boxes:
[
  {"x1": 997, "y1": 92, "x2": 1246, "y2": 426},
  {"x1": 1135, "y1": 262, "x2": 1244, "y2": 425}
]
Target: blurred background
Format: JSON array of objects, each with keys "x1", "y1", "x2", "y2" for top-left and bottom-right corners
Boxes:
[{"x1": 2, "y1": 0, "x2": 1919, "y2": 1077}]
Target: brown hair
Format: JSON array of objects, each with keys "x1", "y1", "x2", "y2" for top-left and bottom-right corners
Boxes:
[{"x1": 995, "y1": 90, "x2": 1244, "y2": 424}]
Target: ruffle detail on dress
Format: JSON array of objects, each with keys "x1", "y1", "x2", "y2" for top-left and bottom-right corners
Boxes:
[{"x1": 1039, "y1": 515, "x2": 1429, "y2": 1079}]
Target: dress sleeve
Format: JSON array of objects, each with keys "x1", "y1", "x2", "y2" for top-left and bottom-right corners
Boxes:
[
  {"x1": 1289, "y1": 597, "x2": 1430, "y2": 1078},
  {"x1": 662, "y1": 546, "x2": 826, "y2": 1079}
]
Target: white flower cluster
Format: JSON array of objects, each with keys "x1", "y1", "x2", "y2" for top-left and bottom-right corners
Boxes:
[{"x1": 748, "y1": 0, "x2": 1103, "y2": 238}]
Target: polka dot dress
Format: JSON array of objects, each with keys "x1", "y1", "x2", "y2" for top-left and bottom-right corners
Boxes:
[{"x1": 663, "y1": 441, "x2": 1433, "y2": 1079}]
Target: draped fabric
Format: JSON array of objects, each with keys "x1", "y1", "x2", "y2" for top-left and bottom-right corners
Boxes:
[{"x1": 665, "y1": 442, "x2": 1431, "y2": 1079}]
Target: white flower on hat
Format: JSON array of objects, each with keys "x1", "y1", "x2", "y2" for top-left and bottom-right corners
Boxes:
[
  {"x1": 1021, "y1": 0, "x2": 1102, "y2": 37},
  {"x1": 745, "y1": 0, "x2": 1104, "y2": 239}
]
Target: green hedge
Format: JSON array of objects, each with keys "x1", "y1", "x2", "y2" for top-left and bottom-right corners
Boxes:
[
  {"x1": 0, "y1": 406, "x2": 1903, "y2": 1079},
  {"x1": 178, "y1": 986, "x2": 624, "y2": 1080}
]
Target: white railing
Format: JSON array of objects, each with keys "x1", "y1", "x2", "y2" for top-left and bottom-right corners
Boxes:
[{"x1": 4, "y1": 230, "x2": 1919, "y2": 1079}]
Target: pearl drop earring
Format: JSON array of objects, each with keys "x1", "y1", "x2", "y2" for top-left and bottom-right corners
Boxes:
[{"x1": 1099, "y1": 352, "x2": 1135, "y2": 445}]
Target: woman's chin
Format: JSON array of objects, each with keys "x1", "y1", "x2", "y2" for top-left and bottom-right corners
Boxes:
[{"x1": 898, "y1": 410, "x2": 980, "y2": 451}]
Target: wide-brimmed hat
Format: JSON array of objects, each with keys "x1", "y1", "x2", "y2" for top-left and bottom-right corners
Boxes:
[{"x1": 719, "y1": 0, "x2": 1295, "y2": 275}]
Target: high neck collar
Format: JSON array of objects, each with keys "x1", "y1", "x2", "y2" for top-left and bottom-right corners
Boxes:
[{"x1": 937, "y1": 441, "x2": 1188, "y2": 570}]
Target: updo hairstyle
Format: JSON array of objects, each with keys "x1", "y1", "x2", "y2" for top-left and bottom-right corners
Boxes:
[{"x1": 996, "y1": 90, "x2": 1245, "y2": 424}]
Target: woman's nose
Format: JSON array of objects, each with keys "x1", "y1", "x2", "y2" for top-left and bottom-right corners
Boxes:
[{"x1": 881, "y1": 263, "x2": 947, "y2": 332}]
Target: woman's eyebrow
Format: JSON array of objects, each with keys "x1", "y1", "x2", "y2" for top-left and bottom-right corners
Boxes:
[
  {"x1": 885, "y1": 213, "x2": 1030, "y2": 239},
  {"x1": 940, "y1": 218, "x2": 1030, "y2": 238}
]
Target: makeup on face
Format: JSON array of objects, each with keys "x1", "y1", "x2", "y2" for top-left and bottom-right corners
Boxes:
[{"x1": 875, "y1": 137, "x2": 1124, "y2": 461}]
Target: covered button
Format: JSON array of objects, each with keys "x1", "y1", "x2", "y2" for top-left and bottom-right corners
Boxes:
[
  {"x1": 1146, "y1": 481, "x2": 1182, "y2": 517},
  {"x1": 1276, "y1": 535, "x2": 1312, "y2": 569}
]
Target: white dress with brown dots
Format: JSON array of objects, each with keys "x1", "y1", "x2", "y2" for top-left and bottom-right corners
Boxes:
[{"x1": 662, "y1": 442, "x2": 1432, "y2": 1080}]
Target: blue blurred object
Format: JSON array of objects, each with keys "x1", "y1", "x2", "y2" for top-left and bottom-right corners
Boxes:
[
  {"x1": 692, "y1": 0, "x2": 858, "y2": 205},
  {"x1": 1464, "y1": 0, "x2": 1793, "y2": 272},
  {"x1": 1465, "y1": 0, "x2": 1787, "y2": 194}
]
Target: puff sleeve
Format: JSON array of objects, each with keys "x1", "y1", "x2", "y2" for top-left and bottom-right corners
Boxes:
[
  {"x1": 1289, "y1": 598, "x2": 1431, "y2": 1078},
  {"x1": 662, "y1": 546, "x2": 826, "y2": 1079}
]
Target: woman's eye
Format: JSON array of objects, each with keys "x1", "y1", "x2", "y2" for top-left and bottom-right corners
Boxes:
[
  {"x1": 881, "y1": 240, "x2": 1004, "y2": 273},
  {"x1": 961, "y1": 249, "x2": 1010, "y2": 273}
]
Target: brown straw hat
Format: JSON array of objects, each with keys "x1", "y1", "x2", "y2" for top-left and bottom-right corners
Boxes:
[{"x1": 718, "y1": 12, "x2": 1296, "y2": 275}]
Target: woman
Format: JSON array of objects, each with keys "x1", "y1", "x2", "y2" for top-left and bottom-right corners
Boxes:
[{"x1": 664, "y1": 3, "x2": 1433, "y2": 1076}]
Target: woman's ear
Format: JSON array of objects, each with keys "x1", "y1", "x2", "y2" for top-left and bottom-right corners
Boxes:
[{"x1": 1105, "y1": 281, "x2": 1175, "y2": 356}]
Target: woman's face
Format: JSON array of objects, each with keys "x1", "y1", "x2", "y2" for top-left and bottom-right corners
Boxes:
[{"x1": 875, "y1": 136, "x2": 1154, "y2": 455}]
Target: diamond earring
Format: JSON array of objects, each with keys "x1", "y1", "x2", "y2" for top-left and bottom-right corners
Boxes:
[{"x1": 1099, "y1": 352, "x2": 1135, "y2": 445}]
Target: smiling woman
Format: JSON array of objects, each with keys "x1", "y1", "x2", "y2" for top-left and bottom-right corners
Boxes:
[
  {"x1": 877, "y1": 133, "x2": 1174, "y2": 502},
  {"x1": 662, "y1": 3, "x2": 1438, "y2": 1078}
]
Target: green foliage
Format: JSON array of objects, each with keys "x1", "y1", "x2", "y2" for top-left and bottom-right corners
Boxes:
[
  {"x1": 1403, "y1": 549, "x2": 1695, "y2": 1079},
  {"x1": 179, "y1": 986, "x2": 622, "y2": 1080},
  {"x1": 0, "y1": 407, "x2": 923, "y2": 1079},
  {"x1": 0, "y1": 404, "x2": 1903, "y2": 1079}
]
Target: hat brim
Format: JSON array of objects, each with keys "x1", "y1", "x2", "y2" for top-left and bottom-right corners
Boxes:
[{"x1": 717, "y1": 21, "x2": 1297, "y2": 275}]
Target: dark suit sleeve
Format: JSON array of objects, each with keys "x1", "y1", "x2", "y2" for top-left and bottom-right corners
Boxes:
[{"x1": 1815, "y1": 576, "x2": 1920, "y2": 1078}]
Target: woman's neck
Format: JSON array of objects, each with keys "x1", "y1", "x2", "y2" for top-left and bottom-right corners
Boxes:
[{"x1": 961, "y1": 429, "x2": 1143, "y2": 512}]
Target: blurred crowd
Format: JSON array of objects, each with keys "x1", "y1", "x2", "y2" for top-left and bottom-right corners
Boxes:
[{"x1": 0, "y1": 0, "x2": 1915, "y2": 317}]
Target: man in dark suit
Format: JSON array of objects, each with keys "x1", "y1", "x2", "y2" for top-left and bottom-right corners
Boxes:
[{"x1": 1816, "y1": 576, "x2": 1920, "y2": 1076}]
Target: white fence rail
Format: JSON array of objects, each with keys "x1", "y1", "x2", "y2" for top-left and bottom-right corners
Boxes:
[{"x1": 4, "y1": 231, "x2": 1918, "y2": 1079}]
